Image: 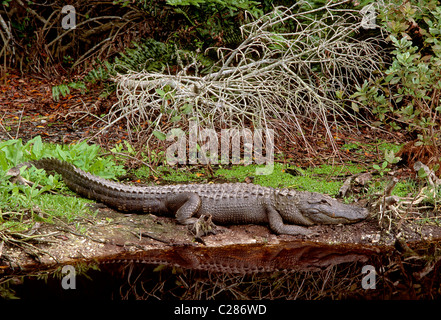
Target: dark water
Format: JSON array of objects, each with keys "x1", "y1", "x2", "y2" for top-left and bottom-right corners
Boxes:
[{"x1": 2, "y1": 240, "x2": 440, "y2": 300}]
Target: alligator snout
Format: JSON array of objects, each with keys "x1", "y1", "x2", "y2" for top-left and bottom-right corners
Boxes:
[{"x1": 299, "y1": 194, "x2": 369, "y2": 224}]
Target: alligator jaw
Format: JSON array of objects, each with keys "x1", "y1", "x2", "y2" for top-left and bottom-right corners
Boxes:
[
  {"x1": 306, "y1": 207, "x2": 369, "y2": 225},
  {"x1": 297, "y1": 194, "x2": 369, "y2": 225}
]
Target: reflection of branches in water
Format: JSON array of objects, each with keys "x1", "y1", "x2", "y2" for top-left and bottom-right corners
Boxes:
[
  {"x1": 115, "y1": 262, "x2": 366, "y2": 300},
  {"x1": 105, "y1": 1, "x2": 383, "y2": 152}
]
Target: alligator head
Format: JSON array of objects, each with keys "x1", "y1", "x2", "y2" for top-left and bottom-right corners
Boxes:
[
  {"x1": 297, "y1": 192, "x2": 369, "y2": 224},
  {"x1": 276, "y1": 190, "x2": 369, "y2": 225}
]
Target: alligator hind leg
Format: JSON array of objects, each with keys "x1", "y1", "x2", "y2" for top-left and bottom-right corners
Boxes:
[
  {"x1": 165, "y1": 193, "x2": 216, "y2": 237},
  {"x1": 265, "y1": 204, "x2": 314, "y2": 236},
  {"x1": 165, "y1": 193, "x2": 202, "y2": 225}
]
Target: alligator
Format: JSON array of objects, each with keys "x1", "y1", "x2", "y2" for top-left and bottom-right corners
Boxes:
[{"x1": 9, "y1": 158, "x2": 369, "y2": 236}]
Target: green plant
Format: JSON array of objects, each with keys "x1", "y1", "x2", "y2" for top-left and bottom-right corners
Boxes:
[
  {"x1": 373, "y1": 149, "x2": 401, "y2": 177},
  {"x1": 50, "y1": 37, "x2": 214, "y2": 101},
  {"x1": 0, "y1": 137, "x2": 128, "y2": 235},
  {"x1": 166, "y1": 0, "x2": 262, "y2": 50},
  {"x1": 213, "y1": 162, "x2": 364, "y2": 196},
  {"x1": 113, "y1": 39, "x2": 177, "y2": 73},
  {"x1": 52, "y1": 82, "x2": 86, "y2": 101},
  {"x1": 85, "y1": 60, "x2": 114, "y2": 84},
  {"x1": 0, "y1": 136, "x2": 125, "y2": 178},
  {"x1": 167, "y1": 0, "x2": 262, "y2": 17},
  {"x1": 352, "y1": 0, "x2": 441, "y2": 148}
]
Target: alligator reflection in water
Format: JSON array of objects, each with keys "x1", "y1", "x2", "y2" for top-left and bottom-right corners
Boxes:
[
  {"x1": 98, "y1": 241, "x2": 380, "y2": 273},
  {"x1": 3, "y1": 240, "x2": 441, "y2": 299}
]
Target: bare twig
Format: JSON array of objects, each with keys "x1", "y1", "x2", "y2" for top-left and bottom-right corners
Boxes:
[
  {"x1": 15, "y1": 0, "x2": 48, "y2": 25},
  {"x1": 102, "y1": 3, "x2": 382, "y2": 153},
  {"x1": 0, "y1": 112, "x2": 13, "y2": 139},
  {"x1": 375, "y1": 161, "x2": 441, "y2": 232},
  {"x1": 47, "y1": 16, "x2": 125, "y2": 48}
]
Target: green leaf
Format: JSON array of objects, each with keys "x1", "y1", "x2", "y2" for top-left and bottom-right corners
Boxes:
[
  {"x1": 30, "y1": 136, "x2": 43, "y2": 159},
  {"x1": 156, "y1": 89, "x2": 166, "y2": 97},
  {"x1": 56, "y1": 145, "x2": 67, "y2": 161},
  {"x1": 153, "y1": 264, "x2": 167, "y2": 272},
  {"x1": 153, "y1": 130, "x2": 167, "y2": 141},
  {"x1": 180, "y1": 103, "x2": 193, "y2": 114},
  {"x1": 417, "y1": 167, "x2": 428, "y2": 178},
  {"x1": 170, "y1": 115, "x2": 181, "y2": 123},
  {"x1": 335, "y1": 90, "x2": 344, "y2": 99},
  {"x1": 351, "y1": 102, "x2": 360, "y2": 112},
  {"x1": 52, "y1": 86, "x2": 60, "y2": 101},
  {"x1": 0, "y1": 150, "x2": 8, "y2": 170},
  {"x1": 168, "y1": 128, "x2": 185, "y2": 138},
  {"x1": 384, "y1": 150, "x2": 394, "y2": 163}
]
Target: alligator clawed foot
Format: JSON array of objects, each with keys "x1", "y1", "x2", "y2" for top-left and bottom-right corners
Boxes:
[
  {"x1": 305, "y1": 229, "x2": 320, "y2": 238},
  {"x1": 189, "y1": 214, "x2": 217, "y2": 240}
]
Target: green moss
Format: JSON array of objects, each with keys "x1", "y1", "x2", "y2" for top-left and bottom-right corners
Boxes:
[
  {"x1": 136, "y1": 162, "x2": 363, "y2": 196},
  {"x1": 392, "y1": 180, "x2": 418, "y2": 197},
  {"x1": 143, "y1": 162, "x2": 365, "y2": 196},
  {"x1": 136, "y1": 165, "x2": 208, "y2": 183},
  {"x1": 160, "y1": 163, "x2": 364, "y2": 196}
]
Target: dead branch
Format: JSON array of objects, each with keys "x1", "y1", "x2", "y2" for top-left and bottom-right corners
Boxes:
[
  {"x1": 15, "y1": 0, "x2": 48, "y2": 25},
  {"x1": 102, "y1": 2, "x2": 383, "y2": 151},
  {"x1": 375, "y1": 161, "x2": 441, "y2": 232},
  {"x1": 47, "y1": 16, "x2": 125, "y2": 48}
]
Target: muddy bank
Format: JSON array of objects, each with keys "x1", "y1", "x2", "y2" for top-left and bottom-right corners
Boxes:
[
  {"x1": 1, "y1": 203, "x2": 440, "y2": 270},
  {"x1": 1, "y1": 206, "x2": 441, "y2": 300}
]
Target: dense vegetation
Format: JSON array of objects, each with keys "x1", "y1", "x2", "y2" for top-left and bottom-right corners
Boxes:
[
  {"x1": 2, "y1": 0, "x2": 441, "y2": 301},
  {"x1": 1, "y1": 1, "x2": 438, "y2": 147},
  {"x1": 1, "y1": 1, "x2": 440, "y2": 185}
]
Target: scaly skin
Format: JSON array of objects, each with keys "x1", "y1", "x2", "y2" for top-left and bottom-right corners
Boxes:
[{"x1": 14, "y1": 158, "x2": 369, "y2": 236}]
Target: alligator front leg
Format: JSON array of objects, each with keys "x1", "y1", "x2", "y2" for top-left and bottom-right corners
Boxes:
[{"x1": 265, "y1": 204, "x2": 314, "y2": 236}]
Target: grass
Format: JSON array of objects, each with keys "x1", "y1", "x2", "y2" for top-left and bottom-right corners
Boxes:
[
  {"x1": 0, "y1": 193, "x2": 93, "y2": 233},
  {"x1": 216, "y1": 163, "x2": 365, "y2": 196},
  {"x1": 365, "y1": 178, "x2": 419, "y2": 198},
  {"x1": 35, "y1": 194, "x2": 95, "y2": 223}
]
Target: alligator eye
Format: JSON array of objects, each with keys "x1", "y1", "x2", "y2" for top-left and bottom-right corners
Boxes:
[{"x1": 307, "y1": 199, "x2": 331, "y2": 206}]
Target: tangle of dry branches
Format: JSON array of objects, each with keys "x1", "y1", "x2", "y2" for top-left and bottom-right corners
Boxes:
[{"x1": 105, "y1": 1, "x2": 383, "y2": 151}]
